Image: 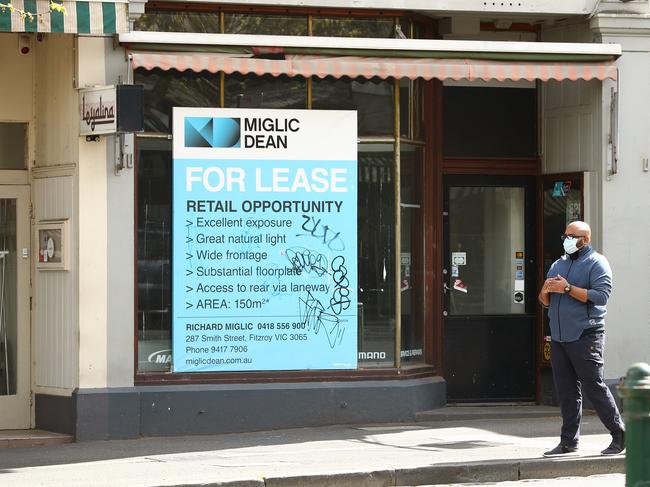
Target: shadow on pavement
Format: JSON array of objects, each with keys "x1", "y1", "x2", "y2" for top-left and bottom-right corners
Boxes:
[{"x1": 0, "y1": 415, "x2": 610, "y2": 470}]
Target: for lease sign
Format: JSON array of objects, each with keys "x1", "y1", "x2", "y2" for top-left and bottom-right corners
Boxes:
[{"x1": 172, "y1": 108, "x2": 358, "y2": 372}]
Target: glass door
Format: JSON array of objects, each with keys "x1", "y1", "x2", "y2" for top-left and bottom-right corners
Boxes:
[
  {"x1": 0, "y1": 186, "x2": 31, "y2": 429},
  {"x1": 540, "y1": 174, "x2": 584, "y2": 367},
  {"x1": 443, "y1": 175, "x2": 536, "y2": 402}
]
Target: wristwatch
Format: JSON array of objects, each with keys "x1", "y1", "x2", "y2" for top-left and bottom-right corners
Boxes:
[{"x1": 564, "y1": 283, "x2": 572, "y2": 294}]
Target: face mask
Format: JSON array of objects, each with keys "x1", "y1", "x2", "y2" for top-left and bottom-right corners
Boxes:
[{"x1": 563, "y1": 237, "x2": 581, "y2": 255}]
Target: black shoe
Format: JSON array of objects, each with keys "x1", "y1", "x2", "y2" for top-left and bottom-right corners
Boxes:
[
  {"x1": 543, "y1": 443, "x2": 578, "y2": 457},
  {"x1": 601, "y1": 430, "x2": 625, "y2": 455}
]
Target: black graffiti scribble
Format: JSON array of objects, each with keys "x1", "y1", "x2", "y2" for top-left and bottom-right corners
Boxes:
[
  {"x1": 285, "y1": 247, "x2": 329, "y2": 277},
  {"x1": 298, "y1": 214, "x2": 345, "y2": 251},
  {"x1": 299, "y1": 291, "x2": 344, "y2": 349},
  {"x1": 329, "y1": 255, "x2": 351, "y2": 315}
]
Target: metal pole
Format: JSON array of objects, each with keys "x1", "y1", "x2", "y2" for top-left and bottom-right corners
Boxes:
[
  {"x1": 307, "y1": 15, "x2": 313, "y2": 110},
  {"x1": 618, "y1": 362, "x2": 650, "y2": 487},
  {"x1": 0, "y1": 251, "x2": 8, "y2": 395},
  {"x1": 0, "y1": 198, "x2": 8, "y2": 395},
  {"x1": 394, "y1": 77, "x2": 401, "y2": 369}
]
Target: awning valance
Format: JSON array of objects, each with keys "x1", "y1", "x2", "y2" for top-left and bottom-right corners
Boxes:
[
  {"x1": 120, "y1": 32, "x2": 622, "y2": 61},
  {"x1": 130, "y1": 51, "x2": 618, "y2": 82},
  {"x1": 0, "y1": 0, "x2": 128, "y2": 34}
]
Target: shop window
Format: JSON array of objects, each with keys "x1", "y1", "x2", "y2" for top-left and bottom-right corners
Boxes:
[
  {"x1": 0, "y1": 123, "x2": 27, "y2": 169},
  {"x1": 135, "y1": 68, "x2": 220, "y2": 134},
  {"x1": 399, "y1": 79, "x2": 424, "y2": 140},
  {"x1": 135, "y1": 139, "x2": 398, "y2": 372},
  {"x1": 399, "y1": 144, "x2": 425, "y2": 364},
  {"x1": 312, "y1": 77, "x2": 394, "y2": 137},
  {"x1": 357, "y1": 144, "x2": 396, "y2": 367},
  {"x1": 443, "y1": 86, "x2": 537, "y2": 158},
  {"x1": 223, "y1": 13, "x2": 308, "y2": 36},
  {"x1": 137, "y1": 138, "x2": 172, "y2": 373},
  {"x1": 224, "y1": 73, "x2": 307, "y2": 109},
  {"x1": 134, "y1": 11, "x2": 220, "y2": 33},
  {"x1": 312, "y1": 17, "x2": 395, "y2": 38}
]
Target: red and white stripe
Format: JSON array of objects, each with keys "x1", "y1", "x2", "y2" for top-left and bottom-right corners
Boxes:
[{"x1": 129, "y1": 51, "x2": 617, "y2": 82}]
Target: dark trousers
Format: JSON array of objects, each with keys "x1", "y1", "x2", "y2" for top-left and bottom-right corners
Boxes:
[{"x1": 551, "y1": 332, "x2": 624, "y2": 447}]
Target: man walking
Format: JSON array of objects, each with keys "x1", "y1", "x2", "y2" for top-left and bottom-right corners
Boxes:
[{"x1": 538, "y1": 220, "x2": 625, "y2": 456}]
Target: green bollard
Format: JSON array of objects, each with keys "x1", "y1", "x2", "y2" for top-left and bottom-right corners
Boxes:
[{"x1": 618, "y1": 362, "x2": 650, "y2": 487}]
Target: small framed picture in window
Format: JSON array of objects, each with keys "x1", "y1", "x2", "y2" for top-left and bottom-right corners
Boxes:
[{"x1": 35, "y1": 220, "x2": 69, "y2": 271}]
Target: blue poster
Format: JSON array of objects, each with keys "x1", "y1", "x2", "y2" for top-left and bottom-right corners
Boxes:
[{"x1": 172, "y1": 108, "x2": 358, "y2": 372}]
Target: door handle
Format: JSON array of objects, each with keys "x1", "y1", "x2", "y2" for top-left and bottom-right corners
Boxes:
[{"x1": 443, "y1": 282, "x2": 451, "y2": 294}]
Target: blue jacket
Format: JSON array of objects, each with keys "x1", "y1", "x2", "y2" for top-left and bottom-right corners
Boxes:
[{"x1": 547, "y1": 245, "x2": 612, "y2": 342}]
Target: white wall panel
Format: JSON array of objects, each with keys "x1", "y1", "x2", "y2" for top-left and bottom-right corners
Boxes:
[
  {"x1": 105, "y1": 40, "x2": 135, "y2": 387},
  {"x1": 542, "y1": 79, "x2": 600, "y2": 175},
  {"x1": 77, "y1": 37, "x2": 109, "y2": 389},
  {"x1": 565, "y1": 114, "x2": 580, "y2": 169},
  {"x1": 544, "y1": 114, "x2": 562, "y2": 173},
  {"x1": 579, "y1": 112, "x2": 593, "y2": 171},
  {"x1": 33, "y1": 176, "x2": 77, "y2": 391},
  {"x1": 546, "y1": 81, "x2": 562, "y2": 110},
  {"x1": 78, "y1": 137, "x2": 108, "y2": 389}
]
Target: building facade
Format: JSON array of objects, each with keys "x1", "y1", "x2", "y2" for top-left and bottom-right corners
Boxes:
[{"x1": 0, "y1": 0, "x2": 648, "y2": 440}]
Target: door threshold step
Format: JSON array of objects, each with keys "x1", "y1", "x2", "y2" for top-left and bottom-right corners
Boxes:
[{"x1": 0, "y1": 429, "x2": 73, "y2": 448}]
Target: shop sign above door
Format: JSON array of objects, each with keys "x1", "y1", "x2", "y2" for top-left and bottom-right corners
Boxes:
[{"x1": 79, "y1": 86, "x2": 116, "y2": 136}]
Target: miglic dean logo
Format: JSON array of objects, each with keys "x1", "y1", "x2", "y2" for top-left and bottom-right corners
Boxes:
[
  {"x1": 185, "y1": 117, "x2": 241, "y2": 148},
  {"x1": 184, "y1": 116, "x2": 300, "y2": 149}
]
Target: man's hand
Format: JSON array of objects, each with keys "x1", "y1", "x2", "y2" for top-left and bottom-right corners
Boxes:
[
  {"x1": 539, "y1": 275, "x2": 566, "y2": 307},
  {"x1": 543, "y1": 275, "x2": 568, "y2": 294},
  {"x1": 539, "y1": 274, "x2": 589, "y2": 304}
]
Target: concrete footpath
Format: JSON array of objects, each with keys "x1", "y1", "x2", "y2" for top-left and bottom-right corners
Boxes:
[{"x1": 0, "y1": 407, "x2": 625, "y2": 487}]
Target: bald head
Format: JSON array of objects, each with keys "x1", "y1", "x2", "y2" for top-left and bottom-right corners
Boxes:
[{"x1": 565, "y1": 220, "x2": 591, "y2": 245}]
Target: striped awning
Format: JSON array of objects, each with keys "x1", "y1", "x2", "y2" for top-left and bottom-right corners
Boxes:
[
  {"x1": 130, "y1": 51, "x2": 618, "y2": 82},
  {"x1": 0, "y1": 1, "x2": 128, "y2": 34}
]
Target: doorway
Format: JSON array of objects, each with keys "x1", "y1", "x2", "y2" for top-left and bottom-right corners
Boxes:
[
  {"x1": 0, "y1": 185, "x2": 31, "y2": 429},
  {"x1": 442, "y1": 175, "x2": 536, "y2": 402}
]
